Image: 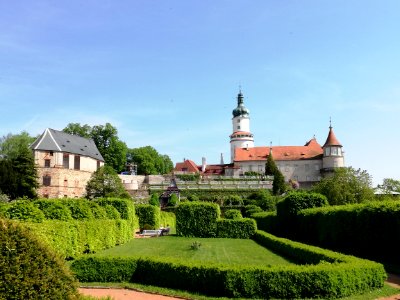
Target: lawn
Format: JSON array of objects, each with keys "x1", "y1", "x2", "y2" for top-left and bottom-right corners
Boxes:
[{"x1": 94, "y1": 235, "x2": 294, "y2": 267}]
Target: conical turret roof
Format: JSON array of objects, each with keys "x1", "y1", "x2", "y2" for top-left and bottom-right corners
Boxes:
[{"x1": 323, "y1": 126, "x2": 342, "y2": 147}]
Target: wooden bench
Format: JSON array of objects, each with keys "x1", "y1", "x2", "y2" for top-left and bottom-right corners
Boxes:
[{"x1": 140, "y1": 229, "x2": 162, "y2": 237}]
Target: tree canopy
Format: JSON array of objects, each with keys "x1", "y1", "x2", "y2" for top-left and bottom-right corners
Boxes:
[
  {"x1": 377, "y1": 178, "x2": 400, "y2": 194},
  {"x1": 312, "y1": 167, "x2": 374, "y2": 205},
  {"x1": 0, "y1": 132, "x2": 38, "y2": 200},
  {"x1": 127, "y1": 146, "x2": 173, "y2": 175},
  {"x1": 85, "y1": 165, "x2": 131, "y2": 199},
  {"x1": 63, "y1": 122, "x2": 128, "y2": 173}
]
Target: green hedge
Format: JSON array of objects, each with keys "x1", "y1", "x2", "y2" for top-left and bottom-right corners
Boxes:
[
  {"x1": 295, "y1": 200, "x2": 400, "y2": 268},
  {"x1": 95, "y1": 198, "x2": 137, "y2": 229},
  {"x1": 1, "y1": 218, "x2": 78, "y2": 299},
  {"x1": 166, "y1": 189, "x2": 259, "y2": 202},
  {"x1": 224, "y1": 209, "x2": 243, "y2": 220},
  {"x1": 217, "y1": 218, "x2": 257, "y2": 239},
  {"x1": 251, "y1": 211, "x2": 279, "y2": 234},
  {"x1": 72, "y1": 230, "x2": 385, "y2": 299},
  {"x1": 5, "y1": 201, "x2": 45, "y2": 222},
  {"x1": 34, "y1": 199, "x2": 73, "y2": 221},
  {"x1": 176, "y1": 202, "x2": 220, "y2": 237},
  {"x1": 25, "y1": 218, "x2": 132, "y2": 259},
  {"x1": 135, "y1": 204, "x2": 160, "y2": 230},
  {"x1": 160, "y1": 211, "x2": 176, "y2": 233}
]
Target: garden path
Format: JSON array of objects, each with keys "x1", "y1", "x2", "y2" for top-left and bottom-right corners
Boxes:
[{"x1": 78, "y1": 287, "x2": 183, "y2": 300}]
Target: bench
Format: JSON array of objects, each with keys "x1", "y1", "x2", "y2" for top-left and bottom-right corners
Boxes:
[{"x1": 140, "y1": 229, "x2": 162, "y2": 237}]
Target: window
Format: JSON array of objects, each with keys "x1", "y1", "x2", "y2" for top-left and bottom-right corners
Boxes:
[
  {"x1": 315, "y1": 164, "x2": 320, "y2": 171},
  {"x1": 97, "y1": 160, "x2": 101, "y2": 170},
  {"x1": 237, "y1": 126, "x2": 240, "y2": 130},
  {"x1": 64, "y1": 179, "x2": 68, "y2": 187},
  {"x1": 331, "y1": 147, "x2": 338, "y2": 155},
  {"x1": 324, "y1": 148, "x2": 331, "y2": 156},
  {"x1": 248, "y1": 165, "x2": 253, "y2": 171},
  {"x1": 63, "y1": 154, "x2": 69, "y2": 169},
  {"x1": 43, "y1": 175, "x2": 51, "y2": 186},
  {"x1": 44, "y1": 159, "x2": 51, "y2": 168},
  {"x1": 306, "y1": 176, "x2": 311, "y2": 181},
  {"x1": 49, "y1": 151, "x2": 53, "y2": 156},
  {"x1": 285, "y1": 165, "x2": 289, "y2": 172},
  {"x1": 74, "y1": 156, "x2": 80, "y2": 170},
  {"x1": 258, "y1": 165, "x2": 263, "y2": 172},
  {"x1": 237, "y1": 119, "x2": 240, "y2": 123}
]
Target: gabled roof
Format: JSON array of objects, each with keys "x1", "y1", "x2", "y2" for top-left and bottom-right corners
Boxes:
[
  {"x1": 234, "y1": 138, "x2": 323, "y2": 162},
  {"x1": 30, "y1": 128, "x2": 104, "y2": 161},
  {"x1": 174, "y1": 159, "x2": 199, "y2": 173},
  {"x1": 323, "y1": 127, "x2": 342, "y2": 147}
]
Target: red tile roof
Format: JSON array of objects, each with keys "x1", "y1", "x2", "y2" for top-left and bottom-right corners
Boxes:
[
  {"x1": 323, "y1": 127, "x2": 342, "y2": 147},
  {"x1": 234, "y1": 138, "x2": 323, "y2": 162},
  {"x1": 174, "y1": 159, "x2": 200, "y2": 173}
]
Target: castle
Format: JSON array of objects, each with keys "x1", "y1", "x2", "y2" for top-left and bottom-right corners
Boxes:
[{"x1": 175, "y1": 90, "x2": 345, "y2": 188}]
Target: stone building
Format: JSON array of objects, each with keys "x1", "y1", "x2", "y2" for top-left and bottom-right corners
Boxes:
[{"x1": 30, "y1": 128, "x2": 104, "y2": 198}]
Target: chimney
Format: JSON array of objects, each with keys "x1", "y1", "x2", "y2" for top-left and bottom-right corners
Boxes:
[
  {"x1": 201, "y1": 157, "x2": 206, "y2": 172},
  {"x1": 220, "y1": 153, "x2": 224, "y2": 165}
]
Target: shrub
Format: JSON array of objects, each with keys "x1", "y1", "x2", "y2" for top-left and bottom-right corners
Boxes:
[
  {"x1": 224, "y1": 195, "x2": 243, "y2": 206},
  {"x1": 224, "y1": 209, "x2": 243, "y2": 220},
  {"x1": 243, "y1": 204, "x2": 263, "y2": 217},
  {"x1": 187, "y1": 194, "x2": 199, "y2": 202},
  {"x1": 95, "y1": 198, "x2": 137, "y2": 229},
  {"x1": 34, "y1": 199, "x2": 72, "y2": 221},
  {"x1": 160, "y1": 211, "x2": 176, "y2": 232},
  {"x1": 217, "y1": 218, "x2": 257, "y2": 238},
  {"x1": 247, "y1": 189, "x2": 276, "y2": 211},
  {"x1": 276, "y1": 191, "x2": 328, "y2": 219},
  {"x1": 5, "y1": 200, "x2": 45, "y2": 222},
  {"x1": 149, "y1": 193, "x2": 160, "y2": 206},
  {"x1": 176, "y1": 202, "x2": 220, "y2": 237},
  {"x1": 0, "y1": 218, "x2": 79, "y2": 299},
  {"x1": 136, "y1": 204, "x2": 160, "y2": 230},
  {"x1": 168, "y1": 194, "x2": 179, "y2": 207}
]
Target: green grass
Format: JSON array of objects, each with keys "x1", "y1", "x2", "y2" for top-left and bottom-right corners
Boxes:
[
  {"x1": 94, "y1": 235, "x2": 294, "y2": 266},
  {"x1": 81, "y1": 282, "x2": 400, "y2": 300}
]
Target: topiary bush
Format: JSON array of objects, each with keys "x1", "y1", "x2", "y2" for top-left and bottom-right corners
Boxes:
[
  {"x1": 176, "y1": 202, "x2": 220, "y2": 237},
  {"x1": 33, "y1": 199, "x2": 72, "y2": 221},
  {"x1": 136, "y1": 204, "x2": 161, "y2": 230},
  {"x1": 149, "y1": 193, "x2": 160, "y2": 206},
  {"x1": 224, "y1": 209, "x2": 243, "y2": 220},
  {"x1": 168, "y1": 194, "x2": 179, "y2": 207},
  {"x1": 0, "y1": 218, "x2": 79, "y2": 299},
  {"x1": 5, "y1": 200, "x2": 45, "y2": 222}
]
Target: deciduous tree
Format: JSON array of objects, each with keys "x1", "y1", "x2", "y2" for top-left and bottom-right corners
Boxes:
[
  {"x1": 127, "y1": 146, "x2": 173, "y2": 175},
  {"x1": 312, "y1": 167, "x2": 374, "y2": 205}
]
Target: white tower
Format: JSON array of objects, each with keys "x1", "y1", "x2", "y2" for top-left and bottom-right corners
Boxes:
[
  {"x1": 322, "y1": 121, "x2": 344, "y2": 174},
  {"x1": 230, "y1": 89, "x2": 254, "y2": 162}
]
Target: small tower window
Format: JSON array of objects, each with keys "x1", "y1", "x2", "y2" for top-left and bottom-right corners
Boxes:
[
  {"x1": 331, "y1": 147, "x2": 338, "y2": 155},
  {"x1": 44, "y1": 159, "x2": 51, "y2": 168},
  {"x1": 237, "y1": 126, "x2": 240, "y2": 130}
]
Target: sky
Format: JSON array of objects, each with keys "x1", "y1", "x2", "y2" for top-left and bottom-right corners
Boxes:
[{"x1": 1, "y1": 1, "x2": 399, "y2": 186}]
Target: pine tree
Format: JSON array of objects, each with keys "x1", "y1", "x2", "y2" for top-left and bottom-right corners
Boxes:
[{"x1": 265, "y1": 152, "x2": 278, "y2": 176}]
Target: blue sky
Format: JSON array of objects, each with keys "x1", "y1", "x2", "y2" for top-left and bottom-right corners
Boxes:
[{"x1": 1, "y1": 1, "x2": 399, "y2": 186}]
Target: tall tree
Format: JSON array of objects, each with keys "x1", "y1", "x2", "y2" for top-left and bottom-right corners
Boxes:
[
  {"x1": 0, "y1": 132, "x2": 38, "y2": 200},
  {"x1": 265, "y1": 152, "x2": 286, "y2": 195},
  {"x1": 63, "y1": 123, "x2": 92, "y2": 138},
  {"x1": 127, "y1": 146, "x2": 173, "y2": 175},
  {"x1": 312, "y1": 167, "x2": 374, "y2": 205},
  {"x1": 0, "y1": 132, "x2": 35, "y2": 160},
  {"x1": 63, "y1": 122, "x2": 127, "y2": 173},
  {"x1": 85, "y1": 165, "x2": 130, "y2": 199},
  {"x1": 377, "y1": 178, "x2": 400, "y2": 194},
  {"x1": 90, "y1": 123, "x2": 127, "y2": 173}
]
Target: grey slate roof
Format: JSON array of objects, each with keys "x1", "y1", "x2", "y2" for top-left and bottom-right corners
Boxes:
[{"x1": 30, "y1": 128, "x2": 104, "y2": 161}]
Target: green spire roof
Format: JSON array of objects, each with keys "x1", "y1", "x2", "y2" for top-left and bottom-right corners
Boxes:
[{"x1": 232, "y1": 90, "x2": 250, "y2": 117}]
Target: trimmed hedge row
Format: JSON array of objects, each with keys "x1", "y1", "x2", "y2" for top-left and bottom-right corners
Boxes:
[
  {"x1": 251, "y1": 211, "x2": 279, "y2": 234},
  {"x1": 167, "y1": 189, "x2": 259, "y2": 202},
  {"x1": 25, "y1": 218, "x2": 132, "y2": 259},
  {"x1": 294, "y1": 200, "x2": 400, "y2": 267},
  {"x1": 176, "y1": 202, "x2": 220, "y2": 237},
  {"x1": 135, "y1": 204, "x2": 161, "y2": 230},
  {"x1": 160, "y1": 211, "x2": 176, "y2": 232},
  {"x1": 71, "y1": 230, "x2": 385, "y2": 299},
  {"x1": 216, "y1": 218, "x2": 256, "y2": 239}
]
